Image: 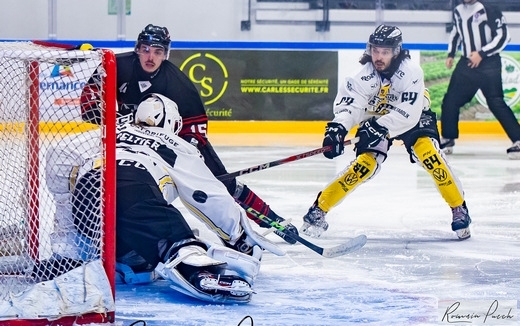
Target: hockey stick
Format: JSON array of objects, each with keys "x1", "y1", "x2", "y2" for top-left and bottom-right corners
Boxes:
[
  {"x1": 239, "y1": 203, "x2": 367, "y2": 258},
  {"x1": 217, "y1": 137, "x2": 359, "y2": 181}
]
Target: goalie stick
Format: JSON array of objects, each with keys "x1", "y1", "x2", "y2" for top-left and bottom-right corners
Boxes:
[
  {"x1": 217, "y1": 137, "x2": 359, "y2": 181},
  {"x1": 239, "y1": 203, "x2": 367, "y2": 258}
]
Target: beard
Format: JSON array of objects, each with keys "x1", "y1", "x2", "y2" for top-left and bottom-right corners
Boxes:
[{"x1": 373, "y1": 60, "x2": 387, "y2": 71}]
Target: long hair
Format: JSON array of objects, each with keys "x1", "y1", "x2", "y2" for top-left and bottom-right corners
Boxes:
[{"x1": 359, "y1": 48, "x2": 411, "y2": 78}]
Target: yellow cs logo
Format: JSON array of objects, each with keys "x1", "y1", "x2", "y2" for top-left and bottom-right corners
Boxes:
[{"x1": 179, "y1": 53, "x2": 228, "y2": 105}]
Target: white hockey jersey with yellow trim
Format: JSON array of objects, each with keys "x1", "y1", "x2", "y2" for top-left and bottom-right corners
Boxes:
[{"x1": 332, "y1": 58, "x2": 425, "y2": 138}]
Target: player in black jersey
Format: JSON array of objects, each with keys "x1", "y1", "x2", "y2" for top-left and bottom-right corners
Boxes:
[{"x1": 80, "y1": 24, "x2": 298, "y2": 244}]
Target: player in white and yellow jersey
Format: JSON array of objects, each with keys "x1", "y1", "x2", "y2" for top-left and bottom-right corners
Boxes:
[{"x1": 300, "y1": 25, "x2": 472, "y2": 240}]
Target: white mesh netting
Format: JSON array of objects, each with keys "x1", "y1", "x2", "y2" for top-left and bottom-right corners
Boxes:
[{"x1": 0, "y1": 41, "x2": 115, "y2": 323}]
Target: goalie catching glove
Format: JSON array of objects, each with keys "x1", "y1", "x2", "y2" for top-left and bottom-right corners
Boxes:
[{"x1": 323, "y1": 122, "x2": 348, "y2": 159}]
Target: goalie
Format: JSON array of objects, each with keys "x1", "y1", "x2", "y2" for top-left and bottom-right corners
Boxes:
[{"x1": 46, "y1": 93, "x2": 284, "y2": 303}]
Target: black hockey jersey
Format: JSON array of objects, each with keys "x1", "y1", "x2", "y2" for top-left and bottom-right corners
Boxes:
[{"x1": 81, "y1": 51, "x2": 209, "y2": 144}]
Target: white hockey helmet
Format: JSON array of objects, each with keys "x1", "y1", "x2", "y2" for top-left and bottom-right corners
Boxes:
[{"x1": 135, "y1": 93, "x2": 182, "y2": 135}]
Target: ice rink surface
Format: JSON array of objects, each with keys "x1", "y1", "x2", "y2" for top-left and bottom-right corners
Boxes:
[{"x1": 115, "y1": 138, "x2": 520, "y2": 326}]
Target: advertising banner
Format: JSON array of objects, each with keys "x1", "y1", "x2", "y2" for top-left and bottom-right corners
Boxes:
[
  {"x1": 38, "y1": 61, "x2": 95, "y2": 121},
  {"x1": 169, "y1": 50, "x2": 338, "y2": 121},
  {"x1": 19, "y1": 48, "x2": 520, "y2": 123}
]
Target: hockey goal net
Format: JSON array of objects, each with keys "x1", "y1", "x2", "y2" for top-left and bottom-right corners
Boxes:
[{"x1": 0, "y1": 41, "x2": 116, "y2": 325}]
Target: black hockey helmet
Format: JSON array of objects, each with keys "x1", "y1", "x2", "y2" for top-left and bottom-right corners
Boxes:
[
  {"x1": 135, "y1": 24, "x2": 171, "y2": 58},
  {"x1": 367, "y1": 24, "x2": 402, "y2": 56}
]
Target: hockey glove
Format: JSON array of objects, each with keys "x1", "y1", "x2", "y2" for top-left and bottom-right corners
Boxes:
[
  {"x1": 355, "y1": 117, "x2": 388, "y2": 151},
  {"x1": 225, "y1": 212, "x2": 285, "y2": 257},
  {"x1": 323, "y1": 122, "x2": 348, "y2": 159}
]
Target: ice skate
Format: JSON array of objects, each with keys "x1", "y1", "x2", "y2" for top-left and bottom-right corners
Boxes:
[
  {"x1": 506, "y1": 140, "x2": 520, "y2": 160},
  {"x1": 440, "y1": 138, "x2": 455, "y2": 155},
  {"x1": 156, "y1": 243, "x2": 260, "y2": 303},
  {"x1": 190, "y1": 271, "x2": 253, "y2": 298},
  {"x1": 451, "y1": 202, "x2": 471, "y2": 240},
  {"x1": 300, "y1": 204, "x2": 328, "y2": 238}
]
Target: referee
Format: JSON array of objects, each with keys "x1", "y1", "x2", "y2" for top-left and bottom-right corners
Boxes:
[{"x1": 440, "y1": 0, "x2": 520, "y2": 159}]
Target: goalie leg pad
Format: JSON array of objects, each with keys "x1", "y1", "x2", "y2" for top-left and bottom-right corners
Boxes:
[
  {"x1": 163, "y1": 245, "x2": 226, "y2": 271},
  {"x1": 155, "y1": 262, "x2": 253, "y2": 303},
  {"x1": 155, "y1": 245, "x2": 253, "y2": 303},
  {"x1": 207, "y1": 244, "x2": 262, "y2": 285}
]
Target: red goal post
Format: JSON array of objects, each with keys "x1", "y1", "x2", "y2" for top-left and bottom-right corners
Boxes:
[{"x1": 0, "y1": 41, "x2": 116, "y2": 325}]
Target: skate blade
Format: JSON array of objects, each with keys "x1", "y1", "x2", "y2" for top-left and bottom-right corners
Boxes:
[
  {"x1": 200, "y1": 278, "x2": 254, "y2": 296},
  {"x1": 300, "y1": 222, "x2": 326, "y2": 238},
  {"x1": 455, "y1": 227, "x2": 471, "y2": 240}
]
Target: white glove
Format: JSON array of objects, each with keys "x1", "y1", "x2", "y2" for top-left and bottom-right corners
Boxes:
[{"x1": 226, "y1": 210, "x2": 286, "y2": 257}]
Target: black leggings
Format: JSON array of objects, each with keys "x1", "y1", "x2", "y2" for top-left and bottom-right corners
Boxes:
[
  {"x1": 441, "y1": 55, "x2": 520, "y2": 141},
  {"x1": 73, "y1": 166, "x2": 195, "y2": 270}
]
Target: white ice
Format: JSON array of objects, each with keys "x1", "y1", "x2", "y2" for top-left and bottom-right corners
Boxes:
[{"x1": 115, "y1": 138, "x2": 520, "y2": 326}]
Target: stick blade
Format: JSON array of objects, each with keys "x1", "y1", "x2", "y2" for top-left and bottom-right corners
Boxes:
[{"x1": 321, "y1": 235, "x2": 367, "y2": 258}]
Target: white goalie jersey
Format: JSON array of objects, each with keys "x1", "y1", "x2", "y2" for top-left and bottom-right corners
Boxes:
[
  {"x1": 46, "y1": 124, "x2": 253, "y2": 247},
  {"x1": 115, "y1": 123, "x2": 246, "y2": 244}
]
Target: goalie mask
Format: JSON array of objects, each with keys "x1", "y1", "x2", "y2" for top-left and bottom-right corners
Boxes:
[
  {"x1": 135, "y1": 93, "x2": 182, "y2": 135},
  {"x1": 366, "y1": 24, "x2": 402, "y2": 57},
  {"x1": 135, "y1": 24, "x2": 171, "y2": 59}
]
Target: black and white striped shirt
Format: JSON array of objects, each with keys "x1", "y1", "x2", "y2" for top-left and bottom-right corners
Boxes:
[{"x1": 448, "y1": 1, "x2": 510, "y2": 59}]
